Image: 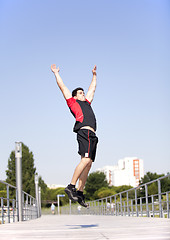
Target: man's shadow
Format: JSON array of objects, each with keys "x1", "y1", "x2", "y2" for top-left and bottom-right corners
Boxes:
[{"x1": 66, "y1": 224, "x2": 98, "y2": 229}]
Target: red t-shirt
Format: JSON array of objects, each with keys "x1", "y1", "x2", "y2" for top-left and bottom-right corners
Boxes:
[{"x1": 66, "y1": 97, "x2": 97, "y2": 132}]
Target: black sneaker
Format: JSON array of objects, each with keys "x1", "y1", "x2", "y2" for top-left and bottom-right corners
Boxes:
[
  {"x1": 65, "y1": 185, "x2": 78, "y2": 202},
  {"x1": 77, "y1": 193, "x2": 89, "y2": 208}
]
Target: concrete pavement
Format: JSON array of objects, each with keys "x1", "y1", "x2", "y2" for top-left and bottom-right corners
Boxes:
[{"x1": 0, "y1": 215, "x2": 170, "y2": 240}]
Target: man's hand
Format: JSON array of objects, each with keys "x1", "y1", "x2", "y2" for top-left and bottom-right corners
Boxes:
[
  {"x1": 92, "y1": 65, "x2": 97, "y2": 75},
  {"x1": 51, "y1": 64, "x2": 72, "y2": 100},
  {"x1": 86, "y1": 65, "x2": 97, "y2": 103},
  {"x1": 51, "y1": 64, "x2": 60, "y2": 74}
]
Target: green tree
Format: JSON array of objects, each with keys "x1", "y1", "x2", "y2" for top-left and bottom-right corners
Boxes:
[
  {"x1": 94, "y1": 187, "x2": 116, "y2": 199},
  {"x1": 6, "y1": 143, "x2": 37, "y2": 196},
  {"x1": 55, "y1": 188, "x2": 69, "y2": 206},
  {"x1": 0, "y1": 182, "x2": 6, "y2": 191},
  {"x1": 84, "y1": 171, "x2": 109, "y2": 200},
  {"x1": 0, "y1": 182, "x2": 7, "y2": 199},
  {"x1": 148, "y1": 182, "x2": 158, "y2": 195},
  {"x1": 138, "y1": 172, "x2": 170, "y2": 199},
  {"x1": 114, "y1": 185, "x2": 133, "y2": 194},
  {"x1": 0, "y1": 190, "x2": 7, "y2": 199},
  {"x1": 161, "y1": 173, "x2": 170, "y2": 193},
  {"x1": 6, "y1": 151, "x2": 16, "y2": 187},
  {"x1": 38, "y1": 176, "x2": 48, "y2": 202},
  {"x1": 140, "y1": 172, "x2": 164, "y2": 184},
  {"x1": 43, "y1": 187, "x2": 69, "y2": 207},
  {"x1": 113, "y1": 185, "x2": 134, "y2": 199}
]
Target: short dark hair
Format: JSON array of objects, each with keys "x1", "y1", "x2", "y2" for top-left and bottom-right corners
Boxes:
[{"x1": 72, "y1": 87, "x2": 84, "y2": 97}]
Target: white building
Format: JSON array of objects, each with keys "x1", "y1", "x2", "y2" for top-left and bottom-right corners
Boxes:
[
  {"x1": 96, "y1": 165, "x2": 115, "y2": 186},
  {"x1": 97, "y1": 157, "x2": 144, "y2": 187},
  {"x1": 47, "y1": 184, "x2": 65, "y2": 189}
]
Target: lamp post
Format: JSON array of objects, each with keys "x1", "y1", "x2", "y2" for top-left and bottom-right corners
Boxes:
[
  {"x1": 35, "y1": 173, "x2": 40, "y2": 218},
  {"x1": 38, "y1": 186, "x2": 41, "y2": 217},
  {"x1": 15, "y1": 142, "x2": 23, "y2": 222},
  {"x1": 57, "y1": 194, "x2": 65, "y2": 214}
]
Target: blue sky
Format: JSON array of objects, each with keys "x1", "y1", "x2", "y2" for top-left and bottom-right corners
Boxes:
[{"x1": 0, "y1": 0, "x2": 169, "y2": 186}]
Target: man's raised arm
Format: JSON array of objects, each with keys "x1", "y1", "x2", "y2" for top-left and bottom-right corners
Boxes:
[
  {"x1": 51, "y1": 64, "x2": 72, "y2": 100},
  {"x1": 86, "y1": 65, "x2": 97, "y2": 103}
]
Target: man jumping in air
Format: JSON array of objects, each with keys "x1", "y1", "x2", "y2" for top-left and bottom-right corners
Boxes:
[{"x1": 51, "y1": 64, "x2": 98, "y2": 207}]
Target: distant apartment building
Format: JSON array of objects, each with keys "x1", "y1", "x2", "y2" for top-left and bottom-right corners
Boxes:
[{"x1": 97, "y1": 157, "x2": 144, "y2": 187}]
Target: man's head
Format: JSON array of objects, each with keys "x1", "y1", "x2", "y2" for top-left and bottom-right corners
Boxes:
[{"x1": 72, "y1": 87, "x2": 85, "y2": 101}]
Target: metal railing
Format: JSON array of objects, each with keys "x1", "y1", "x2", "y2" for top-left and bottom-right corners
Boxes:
[
  {"x1": 22, "y1": 191, "x2": 38, "y2": 221},
  {"x1": 61, "y1": 174, "x2": 170, "y2": 218},
  {"x1": 0, "y1": 180, "x2": 38, "y2": 224}
]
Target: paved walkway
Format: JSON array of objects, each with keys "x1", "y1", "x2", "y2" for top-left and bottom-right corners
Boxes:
[{"x1": 0, "y1": 215, "x2": 170, "y2": 240}]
